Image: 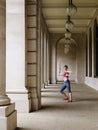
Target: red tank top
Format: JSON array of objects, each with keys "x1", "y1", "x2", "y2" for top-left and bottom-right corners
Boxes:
[{"x1": 63, "y1": 72, "x2": 69, "y2": 77}]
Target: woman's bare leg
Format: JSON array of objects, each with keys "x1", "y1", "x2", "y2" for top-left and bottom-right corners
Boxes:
[
  {"x1": 68, "y1": 93, "x2": 72, "y2": 101},
  {"x1": 62, "y1": 92, "x2": 68, "y2": 98}
]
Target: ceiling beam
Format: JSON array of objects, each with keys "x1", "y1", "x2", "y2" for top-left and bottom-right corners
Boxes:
[
  {"x1": 49, "y1": 30, "x2": 87, "y2": 33},
  {"x1": 45, "y1": 16, "x2": 92, "y2": 20},
  {"x1": 41, "y1": 3, "x2": 97, "y2": 9},
  {"x1": 41, "y1": 2, "x2": 96, "y2": 34},
  {"x1": 48, "y1": 25, "x2": 87, "y2": 28}
]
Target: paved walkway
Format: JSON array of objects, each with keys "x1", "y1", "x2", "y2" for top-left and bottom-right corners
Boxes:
[{"x1": 16, "y1": 83, "x2": 98, "y2": 130}]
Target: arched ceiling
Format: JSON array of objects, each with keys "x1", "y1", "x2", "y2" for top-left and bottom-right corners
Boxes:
[{"x1": 41, "y1": 0, "x2": 98, "y2": 33}]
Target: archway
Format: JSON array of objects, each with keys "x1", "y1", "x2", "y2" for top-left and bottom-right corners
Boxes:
[{"x1": 56, "y1": 36, "x2": 77, "y2": 83}]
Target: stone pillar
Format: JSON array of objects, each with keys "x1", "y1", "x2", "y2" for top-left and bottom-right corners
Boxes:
[
  {"x1": 92, "y1": 24, "x2": 95, "y2": 78},
  {"x1": 6, "y1": 0, "x2": 31, "y2": 113},
  {"x1": 46, "y1": 34, "x2": 50, "y2": 84},
  {"x1": 41, "y1": 22, "x2": 45, "y2": 88},
  {"x1": 44, "y1": 29, "x2": 48, "y2": 86},
  {"x1": 87, "y1": 32, "x2": 90, "y2": 77},
  {"x1": 26, "y1": 0, "x2": 41, "y2": 111},
  {"x1": 50, "y1": 38, "x2": 57, "y2": 84},
  {"x1": 0, "y1": 1, "x2": 17, "y2": 130}
]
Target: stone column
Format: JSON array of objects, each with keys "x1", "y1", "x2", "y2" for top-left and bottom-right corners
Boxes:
[
  {"x1": 41, "y1": 22, "x2": 45, "y2": 88},
  {"x1": 50, "y1": 37, "x2": 57, "y2": 84},
  {"x1": 92, "y1": 24, "x2": 95, "y2": 78},
  {"x1": 0, "y1": 1, "x2": 10, "y2": 107},
  {"x1": 0, "y1": 1, "x2": 17, "y2": 130},
  {"x1": 6, "y1": 0, "x2": 31, "y2": 113},
  {"x1": 46, "y1": 34, "x2": 50, "y2": 84},
  {"x1": 26, "y1": 0, "x2": 41, "y2": 111},
  {"x1": 87, "y1": 32, "x2": 90, "y2": 77},
  {"x1": 44, "y1": 29, "x2": 48, "y2": 86}
]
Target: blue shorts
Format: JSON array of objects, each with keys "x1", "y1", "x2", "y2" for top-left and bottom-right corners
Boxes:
[{"x1": 60, "y1": 80, "x2": 71, "y2": 93}]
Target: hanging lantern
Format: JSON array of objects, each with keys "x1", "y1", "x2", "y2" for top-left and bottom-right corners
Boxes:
[
  {"x1": 65, "y1": 38, "x2": 71, "y2": 44},
  {"x1": 66, "y1": 0, "x2": 77, "y2": 16},
  {"x1": 65, "y1": 29, "x2": 71, "y2": 38},
  {"x1": 65, "y1": 15, "x2": 74, "y2": 31}
]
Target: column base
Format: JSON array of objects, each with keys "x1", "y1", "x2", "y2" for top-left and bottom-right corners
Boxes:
[
  {"x1": 0, "y1": 95, "x2": 10, "y2": 106},
  {"x1": 7, "y1": 90, "x2": 31, "y2": 113},
  {"x1": 30, "y1": 87, "x2": 41, "y2": 111},
  {"x1": 41, "y1": 82, "x2": 48, "y2": 89},
  {"x1": 45, "y1": 81, "x2": 48, "y2": 86},
  {"x1": 41, "y1": 83, "x2": 45, "y2": 88},
  {"x1": 0, "y1": 103, "x2": 17, "y2": 130},
  {"x1": 48, "y1": 80, "x2": 50, "y2": 84},
  {"x1": 31, "y1": 98, "x2": 39, "y2": 111}
]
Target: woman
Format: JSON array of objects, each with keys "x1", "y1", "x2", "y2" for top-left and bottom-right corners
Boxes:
[{"x1": 59, "y1": 65, "x2": 72, "y2": 102}]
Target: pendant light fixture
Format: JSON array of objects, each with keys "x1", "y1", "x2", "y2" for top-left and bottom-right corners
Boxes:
[
  {"x1": 66, "y1": 0, "x2": 77, "y2": 16},
  {"x1": 65, "y1": 15, "x2": 74, "y2": 31},
  {"x1": 65, "y1": 38, "x2": 71, "y2": 44},
  {"x1": 65, "y1": 29, "x2": 71, "y2": 38}
]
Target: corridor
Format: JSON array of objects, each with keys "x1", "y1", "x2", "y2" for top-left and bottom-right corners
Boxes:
[
  {"x1": 16, "y1": 83, "x2": 98, "y2": 130},
  {"x1": 1, "y1": 1, "x2": 98, "y2": 130}
]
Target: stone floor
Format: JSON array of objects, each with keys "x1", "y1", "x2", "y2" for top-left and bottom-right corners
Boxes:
[{"x1": 16, "y1": 83, "x2": 98, "y2": 130}]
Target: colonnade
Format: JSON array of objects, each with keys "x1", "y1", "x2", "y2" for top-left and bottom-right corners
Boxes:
[{"x1": 0, "y1": 0, "x2": 50, "y2": 129}]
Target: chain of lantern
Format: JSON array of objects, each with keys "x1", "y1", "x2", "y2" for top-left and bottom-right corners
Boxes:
[{"x1": 64, "y1": 0, "x2": 77, "y2": 52}]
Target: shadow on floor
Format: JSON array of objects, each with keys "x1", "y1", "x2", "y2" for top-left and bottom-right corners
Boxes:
[
  {"x1": 40, "y1": 97, "x2": 98, "y2": 112},
  {"x1": 16, "y1": 128, "x2": 31, "y2": 130},
  {"x1": 77, "y1": 97, "x2": 98, "y2": 102}
]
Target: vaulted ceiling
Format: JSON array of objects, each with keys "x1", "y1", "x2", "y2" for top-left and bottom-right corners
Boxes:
[{"x1": 41, "y1": 0, "x2": 98, "y2": 33}]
